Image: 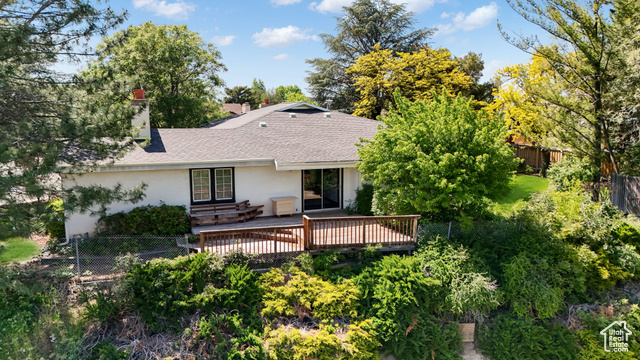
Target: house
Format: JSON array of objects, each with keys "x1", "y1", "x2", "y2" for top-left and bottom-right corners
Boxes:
[{"x1": 63, "y1": 98, "x2": 380, "y2": 238}]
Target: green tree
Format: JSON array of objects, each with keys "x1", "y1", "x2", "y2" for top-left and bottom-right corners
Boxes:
[
  {"x1": 609, "y1": 2, "x2": 640, "y2": 176},
  {"x1": 0, "y1": 0, "x2": 146, "y2": 236},
  {"x1": 487, "y1": 54, "x2": 555, "y2": 145},
  {"x1": 454, "y1": 52, "x2": 495, "y2": 107},
  {"x1": 250, "y1": 78, "x2": 268, "y2": 108},
  {"x1": 347, "y1": 44, "x2": 471, "y2": 118},
  {"x1": 284, "y1": 91, "x2": 315, "y2": 104},
  {"x1": 357, "y1": 91, "x2": 517, "y2": 221},
  {"x1": 274, "y1": 85, "x2": 303, "y2": 100},
  {"x1": 500, "y1": 0, "x2": 640, "y2": 177},
  {"x1": 86, "y1": 22, "x2": 227, "y2": 128},
  {"x1": 223, "y1": 86, "x2": 254, "y2": 106},
  {"x1": 306, "y1": 0, "x2": 434, "y2": 112}
]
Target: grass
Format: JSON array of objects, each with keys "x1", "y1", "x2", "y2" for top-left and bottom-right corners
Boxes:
[
  {"x1": 492, "y1": 175, "x2": 550, "y2": 215},
  {"x1": 0, "y1": 237, "x2": 41, "y2": 264}
]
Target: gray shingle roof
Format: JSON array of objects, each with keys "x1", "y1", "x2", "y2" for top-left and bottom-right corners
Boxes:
[{"x1": 114, "y1": 102, "x2": 380, "y2": 168}]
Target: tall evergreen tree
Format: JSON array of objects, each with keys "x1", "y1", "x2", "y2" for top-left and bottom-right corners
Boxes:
[
  {"x1": 0, "y1": 0, "x2": 146, "y2": 236},
  {"x1": 305, "y1": 0, "x2": 434, "y2": 112},
  {"x1": 501, "y1": 0, "x2": 640, "y2": 177}
]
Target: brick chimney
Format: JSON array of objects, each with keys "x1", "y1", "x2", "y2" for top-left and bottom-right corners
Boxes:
[
  {"x1": 131, "y1": 97, "x2": 151, "y2": 139},
  {"x1": 241, "y1": 102, "x2": 251, "y2": 113}
]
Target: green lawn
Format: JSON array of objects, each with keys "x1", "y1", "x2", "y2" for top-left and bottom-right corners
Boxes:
[
  {"x1": 492, "y1": 175, "x2": 550, "y2": 215},
  {"x1": 0, "y1": 237, "x2": 40, "y2": 264}
]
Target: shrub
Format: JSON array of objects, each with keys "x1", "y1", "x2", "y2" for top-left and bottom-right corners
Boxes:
[
  {"x1": 81, "y1": 285, "x2": 127, "y2": 324},
  {"x1": 44, "y1": 198, "x2": 66, "y2": 239},
  {"x1": 125, "y1": 253, "x2": 262, "y2": 332},
  {"x1": 265, "y1": 321, "x2": 380, "y2": 360},
  {"x1": 261, "y1": 267, "x2": 359, "y2": 321},
  {"x1": 416, "y1": 240, "x2": 499, "y2": 319},
  {"x1": 613, "y1": 222, "x2": 640, "y2": 248},
  {"x1": 575, "y1": 308, "x2": 640, "y2": 359},
  {"x1": 501, "y1": 254, "x2": 566, "y2": 319},
  {"x1": 87, "y1": 340, "x2": 130, "y2": 360},
  {"x1": 0, "y1": 267, "x2": 84, "y2": 360},
  {"x1": 96, "y1": 202, "x2": 190, "y2": 236},
  {"x1": 346, "y1": 184, "x2": 374, "y2": 216},
  {"x1": 353, "y1": 255, "x2": 464, "y2": 359},
  {"x1": 196, "y1": 314, "x2": 266, "y2": 359},
  {"x1": 478, "y1": 315, "x2": 579, "y2": 360},
  {"x1": 547, "y1": 156, "x2": 597, "y2": 190}
]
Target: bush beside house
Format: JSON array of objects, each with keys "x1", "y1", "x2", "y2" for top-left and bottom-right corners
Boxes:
[{"x1": 95, "y1": 203, "x2": 190, "y2": 236}]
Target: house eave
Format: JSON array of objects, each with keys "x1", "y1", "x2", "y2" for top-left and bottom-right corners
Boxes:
[
  {"x1": 274, "y1": 160, "x2": 359, "y2": 171},
  {"x1": 88, "y1": 159, "x2": 276, "y2": 172}
]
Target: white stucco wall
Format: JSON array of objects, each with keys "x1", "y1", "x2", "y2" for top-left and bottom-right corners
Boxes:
[
  {"x1": 235, "y1": 166, "x2": 302, "y2": 216},
  {"x1": 342, "y1": 167, "x2": 363, "y2": 209},
  {"x1": 64, "y1": 165, "x2": 366, "y2": 239},
  {"x1": 64, "y1": 169, "x2": 191, "y2": 238}
]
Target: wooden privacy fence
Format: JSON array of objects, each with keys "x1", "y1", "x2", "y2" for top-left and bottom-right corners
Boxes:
[
  {"x1": 610, "y1": 173, "x2": 640, "y2": 215},
  {"x1": 200, "y1": 214, "x2": 421, "y2": 255},
  {"x1": 512, "y1": 144, "x2": 616, "y2": 176},
  {"x1": 511, "y1": 144, "x2": 565, "y2": 170}
]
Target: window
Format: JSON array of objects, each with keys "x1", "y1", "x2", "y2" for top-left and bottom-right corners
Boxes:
[
  {"x1": 215, "y1": 168, "x2": 233, "y2": 200},
  {"x1": 192, "y1": 169, "x2": 211, "y2": 202}
]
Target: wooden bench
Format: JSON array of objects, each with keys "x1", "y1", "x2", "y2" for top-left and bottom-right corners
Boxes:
[{"x1": 190, "y1": 200, "x2": 264, "y2": 226}]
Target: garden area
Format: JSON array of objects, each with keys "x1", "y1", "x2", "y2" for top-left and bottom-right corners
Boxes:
[{"x1": 3, "y1": 175, "x2": 640, "y2": 359}]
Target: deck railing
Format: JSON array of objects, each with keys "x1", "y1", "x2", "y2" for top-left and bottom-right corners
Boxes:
[
  {"x1": 200, "y1": 214, "x2": 421, "y2": 254},
  {"x1": 304, "y1": 215, "x2": 420, "y2": 250},
  {"x1": 200, "y1": 224, "x2": 305, "y2": 255}
]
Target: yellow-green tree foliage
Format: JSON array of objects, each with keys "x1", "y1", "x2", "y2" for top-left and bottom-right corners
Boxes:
[
  {"x1": 347, "y1": 44, "x2": 471, "y2": 119},
  {"x1": 488, "y1": 54, "x2": 554, "y2": 145}
]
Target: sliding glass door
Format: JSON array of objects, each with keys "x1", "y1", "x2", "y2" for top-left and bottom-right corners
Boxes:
[{"x1": 302, "y1": 169, "x2": 341, "y2": 211}]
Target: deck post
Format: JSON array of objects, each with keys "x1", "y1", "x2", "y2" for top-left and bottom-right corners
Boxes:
[
  {"x1": 273, "y1": 228, "x2": 278, "y2": 254},
  {"x1": 362, "y1": 219, "x2": 366, "y2": 244},
  {"x1": 412, "y1": 217, "x2": 419, "y2": 243},
  {"x1": 303, "y1": 216, "x2": 308, "y2": 250},
  {"x1": 200, "y1": 233, "x2": 204, "y2": 253}
]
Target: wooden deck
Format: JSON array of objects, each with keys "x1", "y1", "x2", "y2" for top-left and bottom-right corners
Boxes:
[{"x1": 198, "y1": 213, "x2": 420, "y2": 256}]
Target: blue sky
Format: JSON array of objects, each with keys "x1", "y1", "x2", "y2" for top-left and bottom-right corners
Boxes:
[{"x1": 94, "y1": 0, "x2": 550, "y2": 95}]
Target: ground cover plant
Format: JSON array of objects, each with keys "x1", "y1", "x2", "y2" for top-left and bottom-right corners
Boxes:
[{"x1": 0, "y1": 267, "x2": 84, "y2": 360}]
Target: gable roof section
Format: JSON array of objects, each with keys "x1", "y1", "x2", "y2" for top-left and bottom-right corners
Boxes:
[
  {"x1": 275, "y1": 102, "x2": 329, "y2": 112},
  {"x1": 105, "y1": 102, "x2": 381, "y2": 171}
]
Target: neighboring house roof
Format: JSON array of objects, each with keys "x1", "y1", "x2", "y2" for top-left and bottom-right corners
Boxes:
[
  {"x1": 105, "y1": 102, "x2": 380, "y2": 171},
  {"x1": 222, "y1": 103, "x2": 242, "y2": 115}
]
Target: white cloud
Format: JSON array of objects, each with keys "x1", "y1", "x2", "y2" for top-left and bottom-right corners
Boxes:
[
  {"x1": 400, "y1": 0, "x2": 446, "y2": 13},
  {"x1": 211, "y1": 35, "x2": 236, "y2": 47},
  {"x1": 252, "y1": 26, "x2": 319, "y2": 48},
  {"x1": 271, "y1": 0, "x2": 301, "y2": 6},
  {"x1": 309, "y1": 0, "x2": 352, "y2": 13},
  {"x1": 310, "y1": 0, "x2": 446, "y2": 14},
  {"x1": 132, "y1": 0, "x2": 195, "y2": 20},
  {"x1": 437, "y1": 2, "x2": 498, "y2": 35},
  {"x1": 273, "y1": 54, "x2": 290, "y2": 60},
  {"x1": 483, "y1": 59, "x2": 508, "y2": 81}
]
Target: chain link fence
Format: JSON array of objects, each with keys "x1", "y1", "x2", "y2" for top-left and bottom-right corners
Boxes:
[
  {"x1": 41, "y1": 235, "x2": 191, "y2": 280},
  {"x1": 39, "y1": 220, "x2": 525, "y2": 280},
  {"x1": 418, "y1": 220, "x2": 523, "y2": 243}
]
